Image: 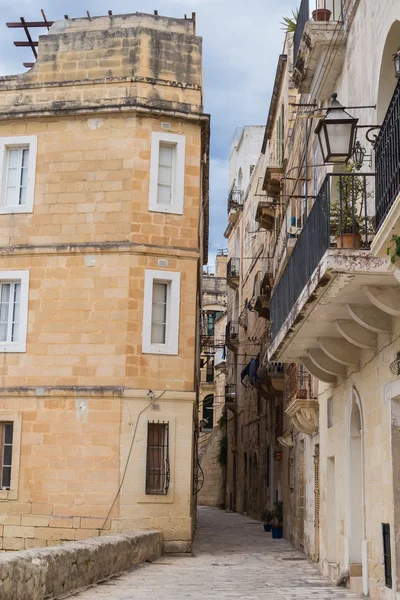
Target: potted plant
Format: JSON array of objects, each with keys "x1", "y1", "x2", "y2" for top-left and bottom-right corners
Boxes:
[
  {"x1": 329, "y1": 162, "x2": 374, "y2": 249},
  {"x1": 312, "y1": 4, "x2": 331, "y2": 21},
  {"x1": 271, "y1": 501, "x2": 283, "y2": 539},
  {"x1": 260, "y1": 509, "x2": 274, "y2": 532}
]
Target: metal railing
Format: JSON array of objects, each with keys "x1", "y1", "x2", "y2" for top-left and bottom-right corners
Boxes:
[
  {"x1": 285, "y1": 363, "x2": 317, "y2": 410},
  {"x1": 217, "y1": 248, "x2": 228, "y2": 256},
  {"x1": 267, "y1": 362, "x2": 284, "y2": 376},
  {"x1": 225, "y1": 320, "x2": 239, "y2": 344},
  {"x1": 227, "y1": 188, "x2": 243, "y2": 213},
  {"x1": 270, "y1": 173, "x2": 375, "y2": 341},
  {"x1": 227, "y1": 257, "x2": 240, "y2": 281},
  {"x1": 375, "y1": 78, "x2": 400, "y2": 231},
  {"x1": 225, "y1": 384, "x2": 237, "y2": 402},
  {"x1": 294, "y1": 0, "x2": 344, "y2": 65}
]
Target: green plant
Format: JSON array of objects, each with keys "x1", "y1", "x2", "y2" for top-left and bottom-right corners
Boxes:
[
  {"x1": 272, "y1": 500, "x2": 283, "y2": 527},
  {"x1": 387, "y1": 234, "x2": 400, "y2": 264},
  {"x1": 330, "y1": 162, "x2": 374, "y2": 237},
  {"x1": 218, "y1": 411, "x2": 227, "y2": 430},
  {"x1": 217, "y1": 434, "x2": 228, "y2": 467},
  {"x1": 260, "y1": 509, "x2": 274, "y2": 524},
  {"x1": 280, "y1": 9, "x2": 299, "y2": 33}
]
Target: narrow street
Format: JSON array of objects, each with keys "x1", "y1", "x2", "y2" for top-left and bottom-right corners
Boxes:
[{"x1": 72, "y1": 507, "x2": 362, "y2": 599}]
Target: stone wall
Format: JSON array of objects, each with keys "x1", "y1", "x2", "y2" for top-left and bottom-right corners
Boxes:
[
  {"x1": 198, "y1": 427, "x2": 225, "y2": 507},
  {"x1": 0, "y1": 530, "x2": 162, "y2": 600}
]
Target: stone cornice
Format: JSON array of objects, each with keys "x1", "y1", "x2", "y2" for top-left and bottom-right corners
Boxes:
[{"x1": 0, "y1": 240, "x2": 200, "y2": 260}]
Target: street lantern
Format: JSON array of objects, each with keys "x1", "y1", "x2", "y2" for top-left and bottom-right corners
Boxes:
[
  {"x1": 315, "y1": 93, "x2": 359, "y2": 163},
  {"x1": 393, "y1": 48, "x2": 400, "y2": 79},
  {"x1": 352, "y1": 140, "x2": 366, "y2": 170}
]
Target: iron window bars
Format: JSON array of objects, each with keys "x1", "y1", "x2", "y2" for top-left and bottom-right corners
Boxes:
[
  {"x1": 0, "y1": 422, "x2": 13, "y2": 490},
  {"x1": 146, "y1": 421, "x2": 170, "y2": 495}
]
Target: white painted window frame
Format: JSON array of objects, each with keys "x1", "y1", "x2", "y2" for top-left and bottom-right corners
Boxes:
[
  {"x1": 0, "y1": 270, "x2": 29, "y2": 353},
  {"x1": 148, "y1": 132, "x2": 185, "y2": 215},
  {"x1": 0, "y1": 136, "x2": 38, "y2": 214},
  {"x1": 142, "y1": 269, "x2": 180, "y2": 355}
]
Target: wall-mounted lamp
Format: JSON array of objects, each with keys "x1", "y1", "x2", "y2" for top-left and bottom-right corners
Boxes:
[
  {"x1": 315, "y1": 93, "x2": 359, "y2": 163},
  {"x1": 352, "y1": 140, "x2": 366, "y2": 170},
  {"x1": 393, "y1": 48, "x2": 400, "y2": 79}
]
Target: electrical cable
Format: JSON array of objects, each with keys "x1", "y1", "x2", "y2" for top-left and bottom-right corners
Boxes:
[{"x1": 99, "y1": 390, "x2": 166, "y2": 533}]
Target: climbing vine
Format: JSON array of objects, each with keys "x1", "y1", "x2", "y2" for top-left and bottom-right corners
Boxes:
[{"x1": 387, "y1": 234, "x2": 400, "y2": 264}]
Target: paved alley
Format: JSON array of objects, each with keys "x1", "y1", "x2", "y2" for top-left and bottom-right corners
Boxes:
[{"x1": 72, "y1": 507, "x2": 362, "y2": 599}]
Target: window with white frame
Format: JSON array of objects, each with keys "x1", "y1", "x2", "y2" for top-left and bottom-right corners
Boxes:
[
  {"x1": 142, "y1": 269, "x2": 180, "y2": 355},
  {"x1": 0, "y1": 271, "x2": 29, "y2": 353},
  {"x1": 149, "y1": 132, "x2": 185, "y2": 215},
  {"x1": 0, "y1": 136, "x2": 37, "y2": 213}
]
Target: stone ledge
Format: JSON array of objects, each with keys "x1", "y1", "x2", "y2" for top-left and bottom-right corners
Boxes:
[{"x1": 0, "y1": 530, "x2": 162, "y2": 600}]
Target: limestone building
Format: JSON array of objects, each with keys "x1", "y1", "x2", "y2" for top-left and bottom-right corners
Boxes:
[
  {"x1": 267, "y1": 1, "x2": 400, "y2": 597},
  {"x1": 0, "y1": 12, "x2": 209, "y2": 553}
]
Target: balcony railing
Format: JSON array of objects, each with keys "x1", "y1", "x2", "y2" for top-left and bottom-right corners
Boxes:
[
  {"x1": 227, "y1": 188, "x2": 243, "y2": 213},
  {"x1": 225, "y1": 321, "x2": 239, "y2": 348},
  {"x1": 375, "y1": 78, "x2": 400, "y2": 231},
  {"x1": 225, "y1": 383, "x2": 237, "y2": 402},
  {"x1": 285, "y1": 363, "x2": 317, "y2": 410},
  {"x1": 270, "y1": 173, "x2": 375, "y2": 341},
  {"x1": 267, "y1": 362, "x2": 284, "y2": 376},
  {"x1": 294, "y1": 0, "x2": 344, "y2": 65},
  {"x1": 227, "y1": 257, "x2": 240, "y2": 284}
]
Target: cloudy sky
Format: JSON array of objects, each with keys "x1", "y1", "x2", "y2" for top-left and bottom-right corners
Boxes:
[{"x1": 0, "y1": 0, "x2": 295, "y2": 265}]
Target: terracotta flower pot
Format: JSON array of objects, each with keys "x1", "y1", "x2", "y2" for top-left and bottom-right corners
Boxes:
[
  {"x1": 336, "y1": 233, "x2": 362, "y2": 249},
  {"x1": 312, "y1": 8, "x2": 331, "y2": 21}
]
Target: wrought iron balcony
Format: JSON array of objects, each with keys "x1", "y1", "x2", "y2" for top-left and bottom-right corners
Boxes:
[
  {"x1": 375, "y1": 78, "x2": 400, "y2": 231},
  {"x1": 270, "y1": 172, "x2": 375, "y2": 345},
  {"x1": 284, "y1": 363, "x2": 318, "y2": 435},
  {"x1": 293, "y1": 0, "x2": 345, "y2": 96},
  {"x1": 227, "y1": 257, "x2": 240, "y2": 289},
  {"x1": 225, "y1": 320, "x2": 239, "y2": 351},
  {"x1": 225, "y1": 383, "x2": 237, "y2": 403},
  {"x1": 294, "y1": 0, "x2": 344, "y2": 66},
  {"x1": 253, "y1": 269, "x2": 272, "y2": 319},
  {"x1": 227, "y1": 188, "x2": 243, "y2": 223}
]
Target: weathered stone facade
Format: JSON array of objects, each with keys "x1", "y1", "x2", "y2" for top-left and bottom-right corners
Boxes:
[{"x1": 0, "y1": 12, "x2": 209, "y2": 553}]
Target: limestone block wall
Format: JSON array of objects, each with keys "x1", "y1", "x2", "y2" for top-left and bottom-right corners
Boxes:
[
  {"x1": 198, "y1": 426, "x2": 224, "y2": 507},
  {"x1": 0, "y1": 13, "x2": 203, "y2": 119},
  {"x1": 0, "y1": 530, "x2": 162, "y2": 600},
  {"x1": 318, "y1": 317, "x2": 400, "y2": 599}
]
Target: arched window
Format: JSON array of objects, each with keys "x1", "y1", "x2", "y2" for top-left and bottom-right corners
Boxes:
[{"x1": 202, "y1": 395, "x2": 214, "y2": 430}]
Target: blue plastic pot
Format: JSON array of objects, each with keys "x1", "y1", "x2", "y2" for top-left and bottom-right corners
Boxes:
[
  {"x1": 271, "y1": 526, "x2": 283, "y2": 539},
  {"x1": 263, "y1": 524, "x2": 272, "y2": 532}
]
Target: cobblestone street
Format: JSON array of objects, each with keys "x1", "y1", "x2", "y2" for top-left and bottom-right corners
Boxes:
[{"x1": 72, "y1": 507, "x2": 362, "y2": 599}]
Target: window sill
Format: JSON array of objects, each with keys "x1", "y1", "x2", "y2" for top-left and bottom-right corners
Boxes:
[
  {"x1": 137, "y1": 493, "x2": 174, "y2": 504},
  {"x1": 0, "y1": 343, "x2": 27, "y2": 353},
  {"x1": 149, "y1": 205, "x2": 183, "y2": 215},
  {"x1": 0, "y1": 489, "x2": 17, "y2": 501},
  {"x1": 0, "y1": 206, "x2": 33, "y2": 215}
]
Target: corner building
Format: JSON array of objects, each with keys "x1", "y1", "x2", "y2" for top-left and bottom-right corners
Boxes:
[{"x1": 0, "y1": 12, "x2": 209, "y2": 553}]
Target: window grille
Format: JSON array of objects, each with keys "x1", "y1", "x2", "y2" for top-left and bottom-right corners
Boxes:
[
  {"x1": 146, "y1": 422, "x2": 170, "y2": 495},
  {"x1": 0, "y1": 422, "x2": 13, "y2": 489},
  {"x1": 382, "y1": 523, "x2": 392, "y2": 588}
]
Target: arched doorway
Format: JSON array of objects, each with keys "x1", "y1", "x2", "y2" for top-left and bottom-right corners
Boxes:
[
  {"x1": 377, "y1": 21, "x2": 400, "y2": 123},
  {"x1": 347, "y1": 389, "x2": 367, "y2": 595},
  {"x1": 349, "y1": 402, "x2": 363, "y2": 563}
]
